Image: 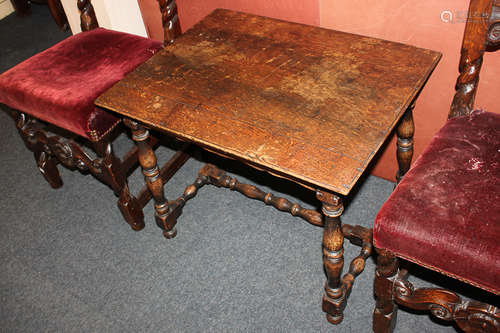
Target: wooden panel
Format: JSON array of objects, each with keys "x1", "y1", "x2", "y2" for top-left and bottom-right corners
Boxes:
[{"x1": 96, "y1": 9, "x2": 440, "y2": 195}]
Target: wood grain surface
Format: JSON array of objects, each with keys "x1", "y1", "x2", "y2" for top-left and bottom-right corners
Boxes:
[{"x1": 96, "y1": 9, "x2": 440, "y2": 195}]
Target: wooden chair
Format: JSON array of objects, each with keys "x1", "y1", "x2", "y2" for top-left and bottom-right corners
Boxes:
[
  {"x1": 372, "y1": 0, "x2": 500, "y2": 332},
  {"x1": 0, "y1": 0, "x2": 189, "y2": 233}
]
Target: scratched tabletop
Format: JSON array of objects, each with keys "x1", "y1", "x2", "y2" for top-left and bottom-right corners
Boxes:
[{"x1": 96, "y1": 9, "x2": 441, "y2": 195}]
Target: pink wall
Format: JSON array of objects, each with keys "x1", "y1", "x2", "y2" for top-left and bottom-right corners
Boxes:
[
  {"x1": 138, "y1": 0, "x2": 319, "y2": 41},
  {"x1": 320, "y1": 0, "x2": 500, "y2": 181},
  {"x1": 138, "y1": 0, "x2": 500, "y2": 182},
  {"x1": 177, "y1": 0, "x2": 319, "y2": 31}
]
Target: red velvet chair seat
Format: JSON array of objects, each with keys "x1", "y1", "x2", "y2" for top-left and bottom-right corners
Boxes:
[
  {"x1": 374, "y1": 110, "x2": 500, "y2": 295},
  {"x1": 0, "y1": 28, "x2": 162, "y2": 141}
]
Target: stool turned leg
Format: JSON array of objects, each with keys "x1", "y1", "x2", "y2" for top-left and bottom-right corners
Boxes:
[
  {"x1": 373, "y1": 249, "x2": 399, "y2": 333},
  {"x1": 396, "y1": 104, "x2": 414, "y2": 183},
  {"x1": 317, "y1": 190, "x2": 346, "y2": 324},
  {"x1": 124, "y1": 119, "x2": 177, "y2": 238}
]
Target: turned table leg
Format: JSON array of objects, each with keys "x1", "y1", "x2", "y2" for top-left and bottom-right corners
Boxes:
[
  {"x1": 124, "y1": 119, "x2": 178, "y2": 238},
  {"x1": 396, "y1": 104, "x2": 415, "y2": 183},
  {"x1": 317, "y1": 190, "x2": 346, "y2": 324}
]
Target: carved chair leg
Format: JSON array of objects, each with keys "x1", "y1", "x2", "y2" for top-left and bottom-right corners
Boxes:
[
  {"x1": 377, "y1": 257, "x2": 500, "y2": 333},
  {"x1": 34, "y1": 145, "x2": 63, "y2": 189},
  {"x1": 47, "y1": 0, "x2": 68, "y2": 31},
  {"x1": 92, "y1": 140, "x2": 145, "y2": 231},
  {"x1": 317, "y1": 190, "x2": 346, "y2": 324},
  {"x1": 125, "y1": 119, "x2": 178, "y2": 238},
  {"x1": 396, "y1": 104, "x2": 415, "y2": 183},
  {"x1": 11, "y1": 0, "x2": 31, "y2": 16},
  {"x1": 118, "y1": 182, "x2": 145, "y2": 231},
  {"x1": 14, "y1": 112, "x2": 63, "y2": 188},
  {"x1": 373, "y1": 249, "x2": 399, "y2": 333},
  {"x1": 92, "y1": 140, "x2": 124, "y2": 196}
]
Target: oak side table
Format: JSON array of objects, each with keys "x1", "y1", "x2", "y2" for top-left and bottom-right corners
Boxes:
[{"x1": 96, "y1": 9, "x2": 441, "y2": 324}]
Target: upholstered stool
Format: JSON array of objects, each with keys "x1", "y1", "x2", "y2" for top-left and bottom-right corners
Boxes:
[
  {"x1": 0, "y1": 0, "x2": 189, "y2": 232},
  {"x1": 0, "y1": 28, "x2": 162, "y2": 141}
]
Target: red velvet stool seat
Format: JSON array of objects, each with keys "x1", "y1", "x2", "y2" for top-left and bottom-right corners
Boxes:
[
  {"x1": 374, "y1": 110, "x2": 500, "y2": 295},
  {"x1": 0, "y1": 28, "x2": 162, "y2": 140}
]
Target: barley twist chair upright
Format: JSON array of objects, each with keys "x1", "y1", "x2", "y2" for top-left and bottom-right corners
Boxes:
[
  {"x1": 0, "y1": 0, "x2": 189, "y2": 234},
  {"x1": 372, "y1": 0, "x2": 500, "y2": 332}
]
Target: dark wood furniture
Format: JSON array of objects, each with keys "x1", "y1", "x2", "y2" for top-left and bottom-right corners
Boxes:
[
  {"x1": 11, "y1": 0, "x2": 69, "y2": 30},
  {"x1": 372, "y1": 0, "x2": 500, "y2": 332},
  {"x1": 96, "y1": 9, "x2": 440, "y2": 323},
  {"x1": 0, "y1": 0, "x2": 189, "y2": 231},
  {"x1": 10, "y1": 0, "x2": 29, "y2": 16}
]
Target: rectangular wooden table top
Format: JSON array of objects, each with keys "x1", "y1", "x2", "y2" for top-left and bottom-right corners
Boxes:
[{"x1": 96, "y1": 9, "x2": 440, "y2": 195}]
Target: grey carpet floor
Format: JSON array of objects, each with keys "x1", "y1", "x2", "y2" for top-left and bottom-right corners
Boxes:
[{"x1": 0, "y1": 5, "x2": 468, "y2": 332}]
